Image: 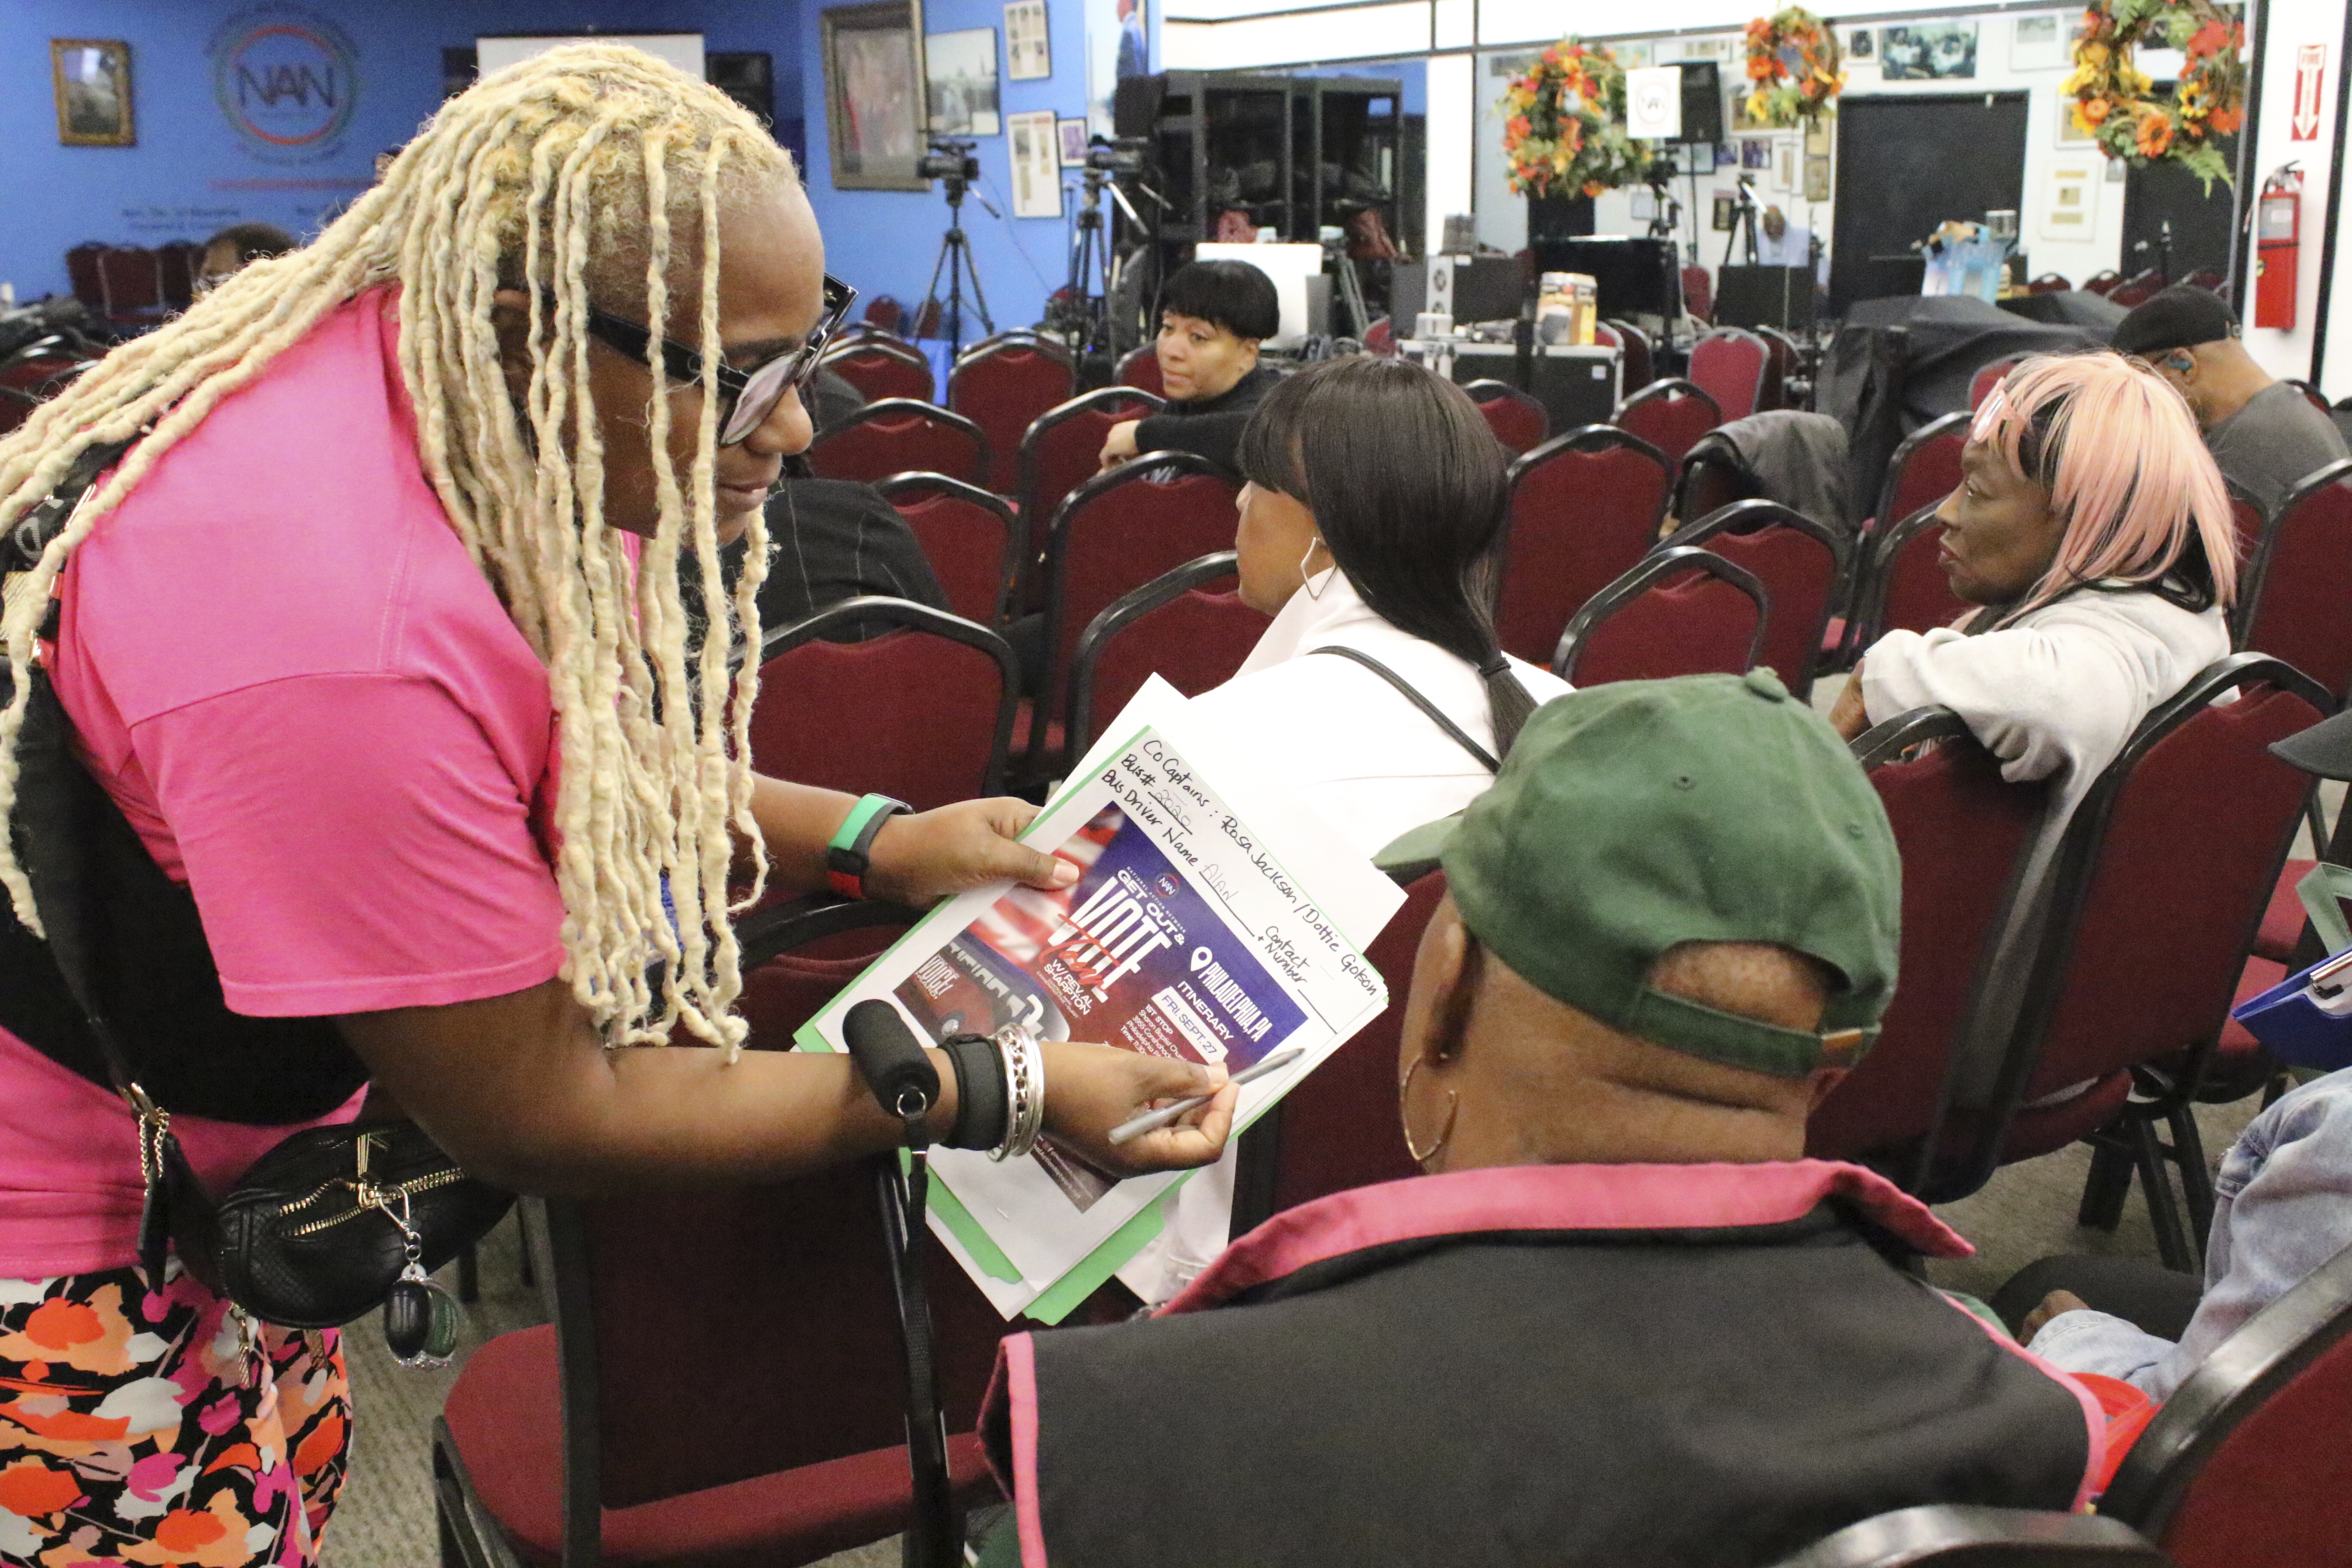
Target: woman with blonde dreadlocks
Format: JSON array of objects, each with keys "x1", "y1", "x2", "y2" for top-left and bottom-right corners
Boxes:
[{"x1": 0, "y1": 47, "x2": 1231, "y2": 1565}]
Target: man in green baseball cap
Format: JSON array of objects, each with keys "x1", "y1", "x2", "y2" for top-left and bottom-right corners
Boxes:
[
  {"x1": 1379, "y1": 664, "x2": 1902, "y2": 1170},
  {"x1": 974, "y1": 672, "x2": 2106, "y2": 1568}
]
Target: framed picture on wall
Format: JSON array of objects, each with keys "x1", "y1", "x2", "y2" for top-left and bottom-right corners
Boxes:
[
  {"x1": 927, "y1": 27, "x2": 1001, "y2": 135},
  {"x1": 1008, "y1": 109, "x2": 1064, "y2": 217},
  {"x1": 2011, "y1": 13, "x2": 2065, "y2": 72},
  {"x1": 1006, "y1": 0, "x2": 1052, "y2": 80},
  {"x1": 51, "y1": 39, "x2": 133, "y2": 147},
  {"x1": 1880, "y1": 21, "x2": 1978, "y2": 80},
  {"x1": 1847, "y1": 28, "x2": 1874, "y2": 61},
  {"x1": 822, "y1": 0, "x2": 929, "y2": 190},
  {"x1": 1059, "y1": 116, "x2": 1090, "y2": 166}
]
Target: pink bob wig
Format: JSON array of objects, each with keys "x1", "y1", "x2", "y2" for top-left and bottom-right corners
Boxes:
[{"x1": 1970, "y1": 352, "x2": 2237, "y2": 624}]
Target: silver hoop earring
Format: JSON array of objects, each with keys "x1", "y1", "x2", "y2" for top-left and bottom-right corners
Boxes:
[
  {"x1": 1398, "y1": 1055, "x2": 1458, "y2": 1165},
  {"x1": 1301, "y1": 538, "x2": 1328, "y2": 600}
]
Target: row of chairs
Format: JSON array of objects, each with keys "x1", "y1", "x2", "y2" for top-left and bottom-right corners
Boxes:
[
  {"x1": 431, "y1": 662, "x2": 2352, "y2": 1564},
  {"x1": 63, "y1": 240, "x2": 207, "y2": 332},
  {"x1": 0, "y1": 334, "x2": 97, "y2": 437}
]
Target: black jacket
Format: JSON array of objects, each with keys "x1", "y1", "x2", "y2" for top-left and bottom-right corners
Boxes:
[{"x1": 1131, "y1": 364, "x2": 1280, "y2": 473}]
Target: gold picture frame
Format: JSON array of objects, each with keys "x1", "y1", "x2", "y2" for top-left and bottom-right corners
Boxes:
[
  {"x1": 52, "y1": 39, "x2": 134, "y2": 147},
  {"x1": 822, "y1": 0, "x2": 931, "y2": 191}
]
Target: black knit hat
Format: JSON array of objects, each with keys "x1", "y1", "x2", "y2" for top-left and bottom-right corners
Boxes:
[{"x1": 2112, "y1": 285, "x2": 2240, "y2": 357}]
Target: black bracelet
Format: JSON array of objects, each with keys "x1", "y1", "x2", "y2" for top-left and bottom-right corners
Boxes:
[{"x1": 941, "y1": 1033, "x2": 1009, "y2": 1152}]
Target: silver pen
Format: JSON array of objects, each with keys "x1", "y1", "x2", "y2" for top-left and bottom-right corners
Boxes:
[{"x1": 1105, "y1": 1047, "x2": 1305, "y2": 1145}]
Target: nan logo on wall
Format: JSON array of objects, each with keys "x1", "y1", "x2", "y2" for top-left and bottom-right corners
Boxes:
[{"x1": 208, "y1": 5, "x2": 358, "y2": 163}]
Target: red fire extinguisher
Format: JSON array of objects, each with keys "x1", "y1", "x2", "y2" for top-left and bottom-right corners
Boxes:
[{"x1": 2256, "y1": 164, "x2": 2303, "y2": 331}]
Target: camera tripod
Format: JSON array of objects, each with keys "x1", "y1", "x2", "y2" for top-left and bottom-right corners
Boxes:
[
  {"x1": 918, "y1": 172, "x2": 994, "y2": 351},
  {"x1": 1721, "y1": 175, "x2": 1762, "y2": 269}
]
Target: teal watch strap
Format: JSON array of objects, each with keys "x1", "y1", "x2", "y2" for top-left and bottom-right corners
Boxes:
[{"x1": 827, "y1": 794, "x2": 910, "y2": 899}]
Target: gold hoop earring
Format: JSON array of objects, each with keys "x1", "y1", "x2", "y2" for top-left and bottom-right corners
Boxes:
[{"x1": 1398, "y1": 1055, "x2": 1458, "y2": 1165}]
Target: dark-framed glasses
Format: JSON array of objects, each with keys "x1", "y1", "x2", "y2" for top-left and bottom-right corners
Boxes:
[{"x1": 581, "y1": 274, "x2": 858, "y2": 446}]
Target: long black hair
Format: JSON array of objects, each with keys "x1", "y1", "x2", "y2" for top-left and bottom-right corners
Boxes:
[{"x1": 1235, "y1": 355, "x2": 1537, "y2": 757}]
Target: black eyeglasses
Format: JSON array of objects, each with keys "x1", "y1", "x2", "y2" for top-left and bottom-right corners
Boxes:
[{"x1": 580, "y1": 274, "x2": 858, "y2": 446}]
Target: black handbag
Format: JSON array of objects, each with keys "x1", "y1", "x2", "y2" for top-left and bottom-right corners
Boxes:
[{"x1": 4, "y1": 438, "x2": 511, "y2": 1363}]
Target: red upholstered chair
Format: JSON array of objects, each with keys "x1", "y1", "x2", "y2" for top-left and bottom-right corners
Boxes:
[
  {"x1": 1765, "y1": 1507, "x2": 2172, "y2": 1567},
  {"x1": 948, "y1": 332, "x2": 1077, "y2": 493},
  {"x1": 1807, "y1": 710, "x2": 2051, "y2": 1189},
  {"x1": 2028, "y1": 273, "x2": 2073, "y2": 294},
  {"x1": 1553, "y1": 546, "x2": 1767, "y2": 685},
  {"x1": 818, "y1": 336, "x2": 935, "y2": 404},
  {"x1": 1036, "y1": 453, "x2": 1240, "y2": 730},
  {"x1": 1230, "y1": 870, "x2": 1449, "y2": 1231},
  {"x1": 2222, "y1": 480, "x2": 2266, "y2": 613},
  {"x1": 0, "y1": 347, "x2": 91, "y2": 436},
  {"x1": 1755, "y1": 325, "x2": 1802, "y2": 412},
  {"x1": 1956, "y1": 655, "x2": 2331, "y2": 1257},
  {"x1": 1605, "y1": 318, "x2": 1655, "y2": 393},
  {"x1": 873, "y1": 474, "x2": 1023, "y2": 627},
  {"x1": 93, "y1": 245, "x2": 162, "y2": 329},
  {"x1": 1063, "y1": 552, "x2": 1261, "y2": 758},
  {"x1": 1019, "y1": 385, "x2": 1166, "y2": 533},
  {"x1": 1846, "y1": 503, "x2": 1973, "y2": 652},
  {"x1": 1496, "y1": 425, "x2": 1675, "y2": 666},
  {"x1": 1463, "y1": 378, "x2": 1549, "y2": 456},
  {"x1": 805, "y1": 399, "x2": 989, "y2": 487},
  {"x1": 1613, "y1": 379, "x2": 1722, "y2": 461},
  {"x1": 1673, "y1": 442, "x2": 1758, "y2": 528},
  {"x1": 1689, "y1": 327, "x2": 1771, "y2": 421},
  {"x1": 2237, "y1": 459, "x2": 2352, "y2": 698},
  {"x1": 2184, "y1": 268, "x2": 2229, "y2": 294},
  {"x1": 1682, "y1": 263, "x2": 1715, "y2": 323},
  {"x1": 1117, "y1": 343, "x2": 1166, "y2": 393},
  {"x1": 1874, "y1": 410, "x2": 1969, "y2": 530},
  {"x1": 749, "y1": 598, "x2": 1019, "y2": 808},
  {"x1": 433, "y1": 899, "x2": 1016, "y2": 1568},
  {"x1": 1363, "y1": 315, "x2": 1396, "y2": 356},
  {"x1": 1663, "y1": 499, "x2": 1850, "y2": 701},
  {"x1": 2101, "y1": 1237, "x2": 2352, "y2": 1568},
  {"x1": 154, "y1": 240, "x2": 203, "y2": 309},
  {"x1": 2109, "y1": 268, "x2": 2165, "y2": 308},
  {"x1": 64, "y1": 244, "x2": 108, "y2": 312},
  {"x1": 862, "y1": 295, "x2": 906, "y2": 333},
  {"x1": 2083, "y1": 270, "x2": 2125, "y2": 297},
  {"x1": 1969, "y1": 355, "x2": 2025, "y2": 410},
  {"x1": 2282, "y1": 378, "x2": 2331, "y2": 413}
]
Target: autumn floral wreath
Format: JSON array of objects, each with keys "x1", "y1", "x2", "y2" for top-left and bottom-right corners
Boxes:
[
  {"x1": 1500, "y1": 40, "x2": 1649, "y2": 199},
  {"x1": 1743, "y1": 7, "x2": 1846, "y2": 128},
  {"x1": 2065, "y1": 0, "x2": 2246, "y2": 191}
]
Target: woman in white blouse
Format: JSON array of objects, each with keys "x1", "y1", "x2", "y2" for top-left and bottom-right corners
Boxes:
[
  {"x1": 1122, "y1": 355, "x2": 1571, "y2": 1304},
  {"x1": 1828, "y1": 352, "x2": 2238, "y2": 1097}
]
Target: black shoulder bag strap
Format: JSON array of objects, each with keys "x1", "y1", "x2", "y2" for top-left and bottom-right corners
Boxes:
[{"x1": 1307, "y1": 644, "x2": 1501, "y2": 774}]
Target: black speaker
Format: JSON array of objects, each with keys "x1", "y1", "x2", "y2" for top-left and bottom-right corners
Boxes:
[
  {"x1": 1678, "y1": 61, "x2": 1724, "y2": 147},
  {"x1": 1716, "y1": 264, "x2": 1816, "y2": 332},
  {"x1": 1114, "y1": 74, "x2": 1165, "y2": 139}
]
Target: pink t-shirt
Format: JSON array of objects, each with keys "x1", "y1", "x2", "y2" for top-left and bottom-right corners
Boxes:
[{"x1": 0, "y1": 289, "x2": 568, "y2": 1278}]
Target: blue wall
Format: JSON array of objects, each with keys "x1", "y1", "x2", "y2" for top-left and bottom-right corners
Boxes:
[{"x1": 0, "y1": 0, "x2": 1108, "y2": 331}]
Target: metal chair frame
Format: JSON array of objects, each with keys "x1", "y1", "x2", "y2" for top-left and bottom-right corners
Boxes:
[
  {"x1": 1661, "y1": 497, "x2": 1852, "y2": 701},
  {"x1": 807, "y1": 397, "x2": 991, "y2": 487},
  {"x1": 1063, "y1": 550, "x2": 1242, "y2": 759},
  {"x1": 1553, "y1": 544, "x2": 1770, "y2": 681},
  {"x1": 872, "y1": 472, "x2": 1025, "y2": 627}
]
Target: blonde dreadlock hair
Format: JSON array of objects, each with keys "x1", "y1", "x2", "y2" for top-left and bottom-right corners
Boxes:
[{"x1": 0, "y1": 45, "x2": 801, "y2": 1050}]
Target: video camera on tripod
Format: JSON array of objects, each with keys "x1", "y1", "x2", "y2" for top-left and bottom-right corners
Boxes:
[
  {"x1": 1084, "y1": 136, "x2": 1148, "y2": 176},
  {"x1": 918, "y1": 136, "x2": 981, "y2": 188}
]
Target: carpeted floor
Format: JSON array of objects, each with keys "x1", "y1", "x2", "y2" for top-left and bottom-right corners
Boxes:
[{"x1": 318, "y1": 1096, "x2": 2261, "y2": 1568}]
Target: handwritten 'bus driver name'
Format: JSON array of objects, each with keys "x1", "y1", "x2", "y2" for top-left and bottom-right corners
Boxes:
[{"x1": 1044, "y1": 868, "x2": 1186, "y2": 1003}]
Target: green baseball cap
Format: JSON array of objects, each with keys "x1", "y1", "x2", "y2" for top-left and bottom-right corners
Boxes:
[{"x1": 1376, "y1": 668, "x2": 1900, "y2": 1078}]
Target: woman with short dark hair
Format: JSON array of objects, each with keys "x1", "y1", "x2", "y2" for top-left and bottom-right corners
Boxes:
[
  {"x1": 1121, "y1": 354, "x2": 1570, "y2": 1305},
  {"x1": 1098, "y1": 260, "x2": 1282, "y2": 471}
]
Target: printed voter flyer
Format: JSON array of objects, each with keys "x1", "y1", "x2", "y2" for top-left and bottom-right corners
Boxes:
[{"x1": 799, "y1": 676, "x2": 1404, "y2": 1320}]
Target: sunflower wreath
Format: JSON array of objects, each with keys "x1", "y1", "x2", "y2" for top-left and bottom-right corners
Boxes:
[
  {"x1": 1743, "y1": 6, "x2": 1846, "y2": 128},
  {"x1": 2064, "y1": 0, "x2": 2246, "y2": 192},
  {"x1": 1500, "y1": 40, "x2": 1650, "y2": 199}
]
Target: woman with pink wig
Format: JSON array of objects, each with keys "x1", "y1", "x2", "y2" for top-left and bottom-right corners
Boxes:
[{"x1": 1829, "y1": 352, "x2": 2237, "y2": 1089}]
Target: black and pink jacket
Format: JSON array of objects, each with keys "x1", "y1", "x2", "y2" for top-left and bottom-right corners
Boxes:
[{"x1": 980, "y1": 1160, "x2": 2105, "y2": 1568}]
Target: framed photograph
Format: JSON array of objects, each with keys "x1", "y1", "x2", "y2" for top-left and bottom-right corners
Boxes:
[
  {"x1": 1880, "y1": 21, "x2": 1978, "y2": 80},
  {"x1": 1006, "y1": 0, "x2": 1052, "y2": 80},
  {"x1": 1008, "y1": 109, "x2": 1064, "y2": 217},
  {"x1": 1741, "y1": 137, "x2": 1772, "y2": 170},
  {"x1": 2012, "y1": 12, "x2": 2065, "y2": 71},
  {"x1": 1803, "y1": 153, "x2": 1832, "y2": 202},
  {"x1": 1847, "y1": 28, "x2": 1874, "y2": 61},
  {"x1": 1059, "y1": 116, "x2": 1090, "y2": 166},
  {"x1": 927, "y1": 27, "x2": 1001, "y2": 136},
  {"x1": 822, "y1": 0, "x2": 928, "y2": 190},
  {"x1": 1775, "y1": 141, "x2": 1798, "y2": 193},
  {"x1": 2041, "y1": 161, "x2": 2096, "y2": 242},
  {"x1": 51, "y1": 39, "x2": 133, "y2": 147}
]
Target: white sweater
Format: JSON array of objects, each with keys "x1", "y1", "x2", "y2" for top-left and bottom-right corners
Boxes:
[{"x1": 1858, "y1": 588, "x2": 2231, "y2": 1097}]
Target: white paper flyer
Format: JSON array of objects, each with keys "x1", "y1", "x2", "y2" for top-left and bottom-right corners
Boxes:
[{"x1": 797, "y1": 677, "x2": 1405, "y2": 1320}]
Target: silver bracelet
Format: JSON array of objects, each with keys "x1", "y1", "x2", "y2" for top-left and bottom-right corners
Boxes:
[{"x1": 990, "y1": 1022, "x2": 1046, "y2": 1162}]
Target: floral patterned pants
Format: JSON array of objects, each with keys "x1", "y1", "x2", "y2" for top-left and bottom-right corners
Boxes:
[{"x1": 0, "y1": 1264, "x2": 349, "y2": 1566}]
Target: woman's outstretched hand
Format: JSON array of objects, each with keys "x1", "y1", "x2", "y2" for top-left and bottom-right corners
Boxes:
[
  {"x1": 1040, "y1": 1042, "x2": 1236, "y2": 1176},
  {"x1": 864, "y1": 797, "x2": 1077, "y2": 906}
]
